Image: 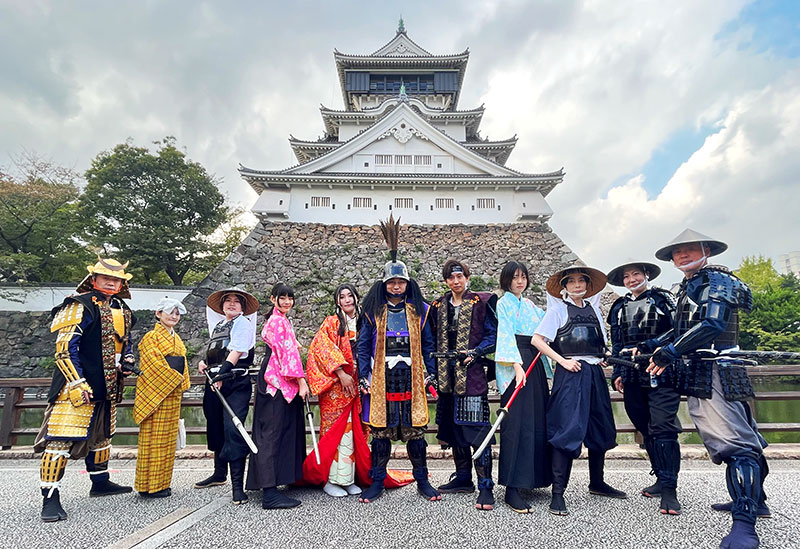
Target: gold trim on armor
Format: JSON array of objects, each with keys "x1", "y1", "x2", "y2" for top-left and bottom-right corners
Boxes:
[
  {"x1": 93, "y1": 442, "x2": 111, "y2": 464},
  {"x1": 111, "y1": 307, "x2": 125, "y2": 353},
  {"x1": 47, "y1": 387, "x2": 94, "y2": 439},
  {"x1": 55, "y1": 327, "x2": 84, "y2": 385},
  {"x1": 40, "y1": 450, "x2": 68, "y2": 484},
  {"x1": 50, "y1": 301, "x2": 84, "y2": 333}
]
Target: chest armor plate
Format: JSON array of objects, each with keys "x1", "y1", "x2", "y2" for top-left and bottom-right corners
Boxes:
[
  {"x1": 386, "y1": 306, "x2": 410, "y2": 356},
  {"x1": 553, "y1": 303, "x2": 605, "y2": 358},
  {"x1": 675, "y1": 286, "x2": 739, "y2": 349},
  {"x1": 206, "y1": 319, "x2": 233, "y2": 366},
  {"x1": 620, "y1": 294, "x2": 667, "y2": 347}
]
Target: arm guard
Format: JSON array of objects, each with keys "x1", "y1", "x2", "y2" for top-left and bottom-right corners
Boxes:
[
  {"x1": 662, "y1": 297, "x2": 730, "y2": 361},
  {"x1": 51, "y1": 302, "x2": 91, "y2": 406}
]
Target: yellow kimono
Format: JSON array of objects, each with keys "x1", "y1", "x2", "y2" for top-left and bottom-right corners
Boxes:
[{"x1": 134, "y1": 323, "x2": 191, "y2": 493}]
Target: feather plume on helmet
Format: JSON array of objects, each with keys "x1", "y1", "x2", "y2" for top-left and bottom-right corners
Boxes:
[{"x1": 379, "y1": 214, "x2": 410, "y2": 282}]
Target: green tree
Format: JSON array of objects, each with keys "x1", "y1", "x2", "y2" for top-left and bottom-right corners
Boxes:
[
  {"x1": 81, "y1": 138, "x2": 228, "y2": 285},
  {"x1": 0, "y1": 153, "x2": 87, "y2": 283},
  {"x1": 737, "y1": 256, "x2": 800, "y2": 352}
]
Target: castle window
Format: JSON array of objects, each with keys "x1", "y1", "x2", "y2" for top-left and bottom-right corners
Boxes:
[
  {"x1": 394, "y1": 197, "x2": 414, "y2": 209},
  {"x1": 437, "y1": 163, "x2": 442, "y2": 168},
  {"x1": 310, "y1": 196, "x2": 331, "y2": 208},
  {"x1": 394, "y1": 155, "x2": 413, "y2": 166},
  {"x1": 476, "y1": 198, "x2": 496, "y2": 209},
  {"x1": 435, "y1": 198, "x2": 454, "y2": 209},
  {"x1": 353, "y1": 197, "x2": 372, "y2": 208},
  {"x1": 375, "y1": 154, "x2": 393, "y2": 166},
  {"x1": 413, "y1": 155, "x2": 431, "y2": 166}
]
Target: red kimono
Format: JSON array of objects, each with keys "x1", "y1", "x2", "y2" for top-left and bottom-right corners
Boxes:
[{"x1": 303, "y1": 315, "x2": 411, "y2": 488}]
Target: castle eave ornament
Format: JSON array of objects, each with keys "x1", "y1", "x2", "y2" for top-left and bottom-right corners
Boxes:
[{"x1": 378, "y1": 122, "x2": 428, "y2": 144}]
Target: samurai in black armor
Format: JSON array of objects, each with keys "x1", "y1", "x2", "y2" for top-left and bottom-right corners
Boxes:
[
  {"x1": 650, "y1": 229, "x2": 768, "y2": 549},
  {"x1": 195, "y1": 287, "x2": 259, "y2": 506},
  {"x1": 607, "y1": 261, "x2": 682, "y2": 514}
]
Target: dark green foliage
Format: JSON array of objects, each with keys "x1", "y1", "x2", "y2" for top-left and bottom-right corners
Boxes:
[
  {"x1": 737, "y1": 256, "x2": 800, "y2": 353},
  {"x1": 81, "y1": 137, "x2": 228, "y2": 285},
  {"x1": 0, "y1": 154, "x2": 89, "y2": 283}
]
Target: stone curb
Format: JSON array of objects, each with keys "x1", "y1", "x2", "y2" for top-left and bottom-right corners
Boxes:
[{"x1": 2, "y1": 443, "x2": 799, "y2": 460}]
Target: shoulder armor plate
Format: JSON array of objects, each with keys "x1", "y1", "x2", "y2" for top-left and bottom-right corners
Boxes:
[
  {"x1": 50, "y1": 301, "x2": 84, "y2": 333},
  {"x1": 706, "y1": 270, "x2": 753, "y2": 311}
]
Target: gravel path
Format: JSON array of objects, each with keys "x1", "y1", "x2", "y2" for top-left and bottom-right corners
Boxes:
[{"x1": 2, "y1": 458, "x2": 797, "y2": 549}]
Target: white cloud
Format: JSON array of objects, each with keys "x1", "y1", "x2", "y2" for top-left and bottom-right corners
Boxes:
[{"x1": 0, "y1": 0, "x2": 798, "y2": 284}]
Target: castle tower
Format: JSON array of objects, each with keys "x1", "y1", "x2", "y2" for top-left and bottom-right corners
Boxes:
[
  {"x1": 183, "y1": 24, "x2": 580, "y2": 347},
  {"x1": 239, "y1": 23, "x2": 563, "y2": 226}
]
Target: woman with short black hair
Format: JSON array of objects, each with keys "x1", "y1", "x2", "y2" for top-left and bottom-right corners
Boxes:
[{"x1": 494, "y1": 260, "x2": 552, "y2": 513}]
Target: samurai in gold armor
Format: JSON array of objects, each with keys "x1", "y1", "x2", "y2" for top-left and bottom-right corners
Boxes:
[{"x1": 33, "y1": 257, "x2": 137, "y2": 522}]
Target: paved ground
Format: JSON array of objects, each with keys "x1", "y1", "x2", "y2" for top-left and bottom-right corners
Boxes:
[{"x1": 2, "y1": 456, "x2": 798, "y2": 549}]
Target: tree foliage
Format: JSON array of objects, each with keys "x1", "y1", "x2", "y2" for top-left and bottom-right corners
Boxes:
[
  {"x1": 736, "y1": 256, "x2": 800, "y2": 352},
  {"x1": 81, "y1": 138, "x2": 228, "y2": 285},
  {"x1": 0, "y1": 153, "x2": 88, "y2": 283}
]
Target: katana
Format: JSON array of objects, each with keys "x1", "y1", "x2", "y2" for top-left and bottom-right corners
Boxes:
[
  {"x1": 305, "y1": 397, "x2": 320, "y2": 465},
  {"x1": 609, "y1": 349, "x2": 800, "y2": 369},
  {"x1": 203, "y1": 370, "x2": 258, "y2": 454},
  {"x1": 471, "y1": 351, "x2": 543, "y2": 460}
]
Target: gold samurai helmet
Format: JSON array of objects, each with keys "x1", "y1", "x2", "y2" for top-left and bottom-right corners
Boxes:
[{"x1": 75, "y1": 255, "x2": 133, "y2": 298}]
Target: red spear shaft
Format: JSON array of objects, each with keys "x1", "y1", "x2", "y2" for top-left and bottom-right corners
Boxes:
[{"x1": 471, "y1": 351, "x2": 543, "y2": 460}]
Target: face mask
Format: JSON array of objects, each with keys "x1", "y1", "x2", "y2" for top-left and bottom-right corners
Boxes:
[
  {"x1": 561, "y1": 288, "x2": 587, "y2": 299},
  {"x1": 629, "y1": 277, "x2": 649, "y2": 292},
  {"x1": 677, "y1": 247, "x2": 708, "y2": 273},
  {"x1": 92, "y1": 280, "x2": 119, "y2": 296}
]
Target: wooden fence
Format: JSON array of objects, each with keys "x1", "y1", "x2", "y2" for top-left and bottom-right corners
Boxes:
[{"x1": 2, "y1": 365, "x2": 799, "y2": 449}]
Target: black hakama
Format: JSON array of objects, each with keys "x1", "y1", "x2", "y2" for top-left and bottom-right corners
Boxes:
[
  {"x1": 547, "y1": 359, "x2": 617, "y2": 458},
  {"x1": 498, "y1": 335, "x2": 552, "y2": 489},
  {"x1": 245, "y1": 354, "x2": 305, "y2": 489}
]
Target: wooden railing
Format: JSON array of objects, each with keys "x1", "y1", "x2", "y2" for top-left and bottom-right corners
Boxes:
[{"x1": 2, "y1": 365, "x2": 799, "y2": 449}]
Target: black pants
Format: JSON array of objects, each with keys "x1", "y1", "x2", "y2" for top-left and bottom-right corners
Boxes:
[
  {"x1": 623, "y1": 382, "x2": 682, "y2": 440},
  {"x1": 202, "y1": 376, "x2": 252, "y2": 462}
]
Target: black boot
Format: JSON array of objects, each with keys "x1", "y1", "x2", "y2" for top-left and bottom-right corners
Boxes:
[
  {"x1": 587, "y1": 449, "x2": 627, "y2": 499},
  {"x1": 86, "y1": 453, "x2": 132, "y2": 497},
  {"x1": 229, "y1": 457, "x2": 248, "y2": 505},
  {"x1": 651, "y1": 439, "x2": 681, "y2": 515},
  {"x1": 41, "y1": 488, "x2": 67, "y2": 522},
  {"x1": 641, "y1": 436, "x2": 662, "y2": 497},
  {"x1": 549, "y1": 448, "x2": 573, "y2": 516},
  {"x1": 473, "y1": 446, "x2": 495, "y2": 511},
  {"x1": 719, "y1": 456, "x2": 761, "y2": 549},
  {"x1": 194, "y1": 453, "x2": 227, "y2": 488},
  {"x1": 262, "y1": 487, "x2": 301, "y2": 509},
  {"x1": 712, "y1": 454, "x2": 771, "y2": 518},
  {"x1": 407, "y1": 439, "x2": 441, "y2": 501},
  {"x1": 438, "y1": 446, "x2": 475, "y2": 493},
  {"x1": 360, "y1": 438, "x2": 390, "y2": 503}
]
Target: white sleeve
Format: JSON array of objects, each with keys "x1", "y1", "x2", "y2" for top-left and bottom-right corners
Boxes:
[
  {"x1": 533, "y1": 307, "x2": 565, "y2": 342},
  {"x1": 228, "y1": 316, "x2": 255, "y2": 358}
]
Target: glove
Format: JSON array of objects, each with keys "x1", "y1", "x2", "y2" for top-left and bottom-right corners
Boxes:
[
  {"x1": 651, "y1": 348, "x2": 673, "y2": 369},
  {"x1": 67, "y1": 379, "x2": 92, "y2": 407},
  {"x1": 637, "y1": 340, "x2": 656, "y2": 355}
]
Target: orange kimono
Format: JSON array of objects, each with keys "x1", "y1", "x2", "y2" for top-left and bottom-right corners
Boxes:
[{"x1": 303, "y1": 316, "x2": 411, "y2": 488}]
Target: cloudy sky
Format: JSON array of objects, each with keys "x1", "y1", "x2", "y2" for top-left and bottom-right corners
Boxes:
[{"x1": 2, "y1": 0, "x2": 798, "y2": 286}]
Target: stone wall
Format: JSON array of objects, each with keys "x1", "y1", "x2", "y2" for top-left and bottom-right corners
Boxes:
[
  {"x1": 0, "y1": 309, "x2": 167, "y2": 378},
  {"x1": 0, "y1": 221, "x2": 614, "y2": 378},
  {"x1": 180, "y1": 220, "x2": 584, "y2": 358}
]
